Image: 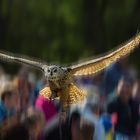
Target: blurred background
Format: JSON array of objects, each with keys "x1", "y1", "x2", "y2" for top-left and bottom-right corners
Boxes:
[{"x1": 0, "y1": 0, "x2": 140, "y2": 73}]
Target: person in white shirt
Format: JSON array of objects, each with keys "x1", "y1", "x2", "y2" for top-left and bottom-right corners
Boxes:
[{"x1": 82, "y1": 94, "x2": 106, "y2": 140}]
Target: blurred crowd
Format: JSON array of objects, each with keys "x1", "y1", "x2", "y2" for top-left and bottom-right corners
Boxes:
[{"x1": 0, "y1": 57, "x2": 140, "y2": 140}]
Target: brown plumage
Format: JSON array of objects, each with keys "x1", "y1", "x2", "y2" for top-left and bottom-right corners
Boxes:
[
  {"x1": 0, "y1": 33, "x2": 140, "y2": 112},
  {"x1": 71, "y1": 33, "x2": 140, "y2": 76}
]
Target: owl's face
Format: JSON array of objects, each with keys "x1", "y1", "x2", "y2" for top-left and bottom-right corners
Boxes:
[{"x1": 43, "y1": 65, "x2": 66, "y2": 81}]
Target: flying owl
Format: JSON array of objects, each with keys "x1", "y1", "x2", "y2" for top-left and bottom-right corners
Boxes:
[{"x1": 0, "y1": 33, "x2": 140, "y2": 113}]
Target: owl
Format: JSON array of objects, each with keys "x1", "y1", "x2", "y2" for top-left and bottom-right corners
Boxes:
[{"x1": 0, "y1": 33, "x2": 140, "y2": 113}]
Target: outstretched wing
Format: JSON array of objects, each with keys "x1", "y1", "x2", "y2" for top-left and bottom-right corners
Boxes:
[
  {"x1": 0, "y1": 50, "x2": 47, "y2": 70},
  {"x1": 70, "y1": 33, "x2": 140, "y2": 76}
]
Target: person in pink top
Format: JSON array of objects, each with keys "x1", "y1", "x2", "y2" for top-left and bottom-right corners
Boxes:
[{"x1": 35, "y1": 95, "x2": 57, "y2": 122}]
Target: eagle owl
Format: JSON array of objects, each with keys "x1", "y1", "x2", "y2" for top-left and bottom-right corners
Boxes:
[{"x1": 0, "y1": 33, "x2": 140, "y2": 112}]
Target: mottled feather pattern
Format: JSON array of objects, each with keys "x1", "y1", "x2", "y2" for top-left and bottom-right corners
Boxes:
[
  {"x1": 40, "y1": 86, "x2": 52, "y2": 99},
  {"x1": 40, "y1": 83, "x2": 86, "y2": 106},
  {"x1": 67, "y1": 83, "x2": 86, "y2": 105},
  {"x1": 0, "y1": 32, "x2": 139, "y2": 110},
  {"x1": 71, "y1": 33, "x2": 140, "y2": 76}
]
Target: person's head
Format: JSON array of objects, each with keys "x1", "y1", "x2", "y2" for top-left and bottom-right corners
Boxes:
[
  {"x1": 80, "y1": 118, "x2": 94, "y2": 140},
  {"x1": 1, "y1": 91, "x2": 15, "y2": 109},
  {"x1": 21, "y1": 107, "x2": 45, "y2": 140},
  {"x1": 117, "y1": 76, "x2": 134, "y2": 103}
]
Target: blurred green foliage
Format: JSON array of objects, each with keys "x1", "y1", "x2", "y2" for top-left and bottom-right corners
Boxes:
[{"x1": 0, "y1": 0, "x2": 140, "y2": 73}]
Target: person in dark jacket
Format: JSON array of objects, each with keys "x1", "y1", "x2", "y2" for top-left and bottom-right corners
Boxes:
[
  {"x1": 44, "y1": 110, "x2": 81, "y2": 140},
  {"x1": 107, "y1": 77, "x2": 140, "y2": 140}
]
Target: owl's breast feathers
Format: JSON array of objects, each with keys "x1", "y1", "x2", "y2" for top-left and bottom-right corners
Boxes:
[{"x1": 40, "y1": 83, "x2": 86, "y2": 106}]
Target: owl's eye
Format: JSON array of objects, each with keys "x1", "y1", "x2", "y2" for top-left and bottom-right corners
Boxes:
[
  {"x1": 53, "y1": 69, "x2": 57, "y2": 73},
  {"x1": 47, "y1": 69, "x2": 50, "y2": 73}
]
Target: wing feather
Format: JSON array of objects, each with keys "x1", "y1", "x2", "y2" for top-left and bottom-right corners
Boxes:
[
  {"x1": 0, "y1": 50, "x2": 47, "y2": 70},
  {"x1": 70, "y1": 33, "x2": 140, "y2": 76},
  {"x1": 67, "y1": 83, "x2": 86, "y2": 105}
]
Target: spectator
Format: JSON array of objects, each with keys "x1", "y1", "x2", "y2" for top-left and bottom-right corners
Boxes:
[
  {"x1": 80, "y1": 118, "x2": 94, "y2": 140},
  {"x1": 83, "y1": 94, "x2": 106, "y2": 140},
  {"x1": 107, "y1": 77, "x2": 139, "y2": 140},
  {"x1": 0, "y1": 116, "x2": 29, "y2": 140},
  {"x1": 101, "y1": 58, "x2": 129, "y2": 97},
  {"x1": 17, "y1": 67, "x2": 33, "y2": 110},
  {"x1": 44, "y1": 110, "x2": 81, "y2": 140},
  {"x1": 0, "y1": 90, "x2": 18, "y2": 124},
  {"x1": 69, "y1": 110, "x2": 81, "y2": 140},
  {"x1": 21, "y1": 107, "x2": 45, "y2": 140},
  {"x1": 35, "y1": 95, "x2": 57, "y2": 123}
]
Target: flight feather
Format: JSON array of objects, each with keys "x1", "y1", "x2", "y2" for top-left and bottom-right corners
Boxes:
[{"x1": 70, "y1": 33, "x2": 140, "y2": 76}]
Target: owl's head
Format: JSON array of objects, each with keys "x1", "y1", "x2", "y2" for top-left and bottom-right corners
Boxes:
[{"x1": 42, "y1": 65, "x2": 69, "y2": 81}]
